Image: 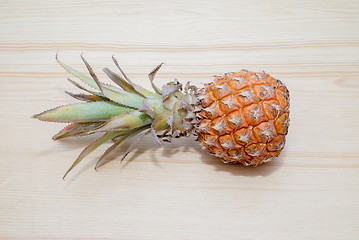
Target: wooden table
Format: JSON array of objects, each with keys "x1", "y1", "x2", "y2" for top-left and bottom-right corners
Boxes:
[{"x1": 1, "y1": 1, "x2": 358, "y2": 239}]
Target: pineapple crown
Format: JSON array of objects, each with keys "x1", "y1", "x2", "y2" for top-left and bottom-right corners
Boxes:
[{"x1": 33, "y1": 54, "x2": 200, "y2": 178}]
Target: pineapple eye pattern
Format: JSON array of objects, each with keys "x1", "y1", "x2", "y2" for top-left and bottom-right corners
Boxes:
[{"x1": 197, "y1": 70, "x2": 290, "y2": 165}]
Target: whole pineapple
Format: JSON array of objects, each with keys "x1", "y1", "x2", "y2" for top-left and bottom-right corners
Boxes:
[{"x1": 33, "y1": 55, "x2": 289, "y2": 178}]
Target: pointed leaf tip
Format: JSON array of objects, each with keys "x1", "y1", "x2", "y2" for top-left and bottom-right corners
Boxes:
[
  {"x1": 95, "y1": 125, "x2": 150, "y2": 169},
  {"x1": 103, "y1": 67, "x2": 137, "y2": 94},
  {"x1": 56, "y1": 55, "x2": 100, "y2": 90},
  {"x1": 52, "y1": 122, "x2": 104, "y2": 140},
  {"x1": 80, "y1": 55, "x2": 103, "y2": 91},
  {"x1": 62, "y1": 131, "x2": 123, "y2": 179},
  {"x1": 148, "y1": 62, "x2": 164, "y2": 94},
  {"x1": 121, "y1": 128, "x2": 150, "y2": 162},
  {"x1": 111, "y1": 56, "x2": 161, "y2": 99}
]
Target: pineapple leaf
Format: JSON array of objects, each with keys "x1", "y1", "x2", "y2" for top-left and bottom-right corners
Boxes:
[
  {"x1": 95, "y1": 110, "x2": 152, "y2": 132},
  {"x1": 95, "y1": 125, "x2": 150, "y2": 169},
  {"x1": 162, "y1": 82, "x2": 182, "y2": 100},
  {"x1": 63, "y1": 131, "x2": 124, "y2": 179},
  {"x1": 150, "y1": 127, "x2": 161, "y2": 145},
  {"x1": 56, "y1": 53, "x2": 100, "y2": 90},
  {"x1": 103, "y1": 67, "x2": 138, "y2": 94},
  {"x1": 100, "y1": 85, "x2": 144, "y2": 109},
  {"x1": 141, "y1": 98, "x2": 167, "y2": 117},
  {"x1": 120, "y1": 128, "x2": 151, "y2": 162},
  {"x1": 65, "y1": 91, "x2": 104, "y2": 102},
  {"x1": 52, "y1": 122, "x2": 104, "y2": 140},
  {"x1": 111, "y1": 56, "x2": 131, "y2": 83},
  {"x1": 112, "y1": 55, "x2": 161, "y2": 99},
  {"x1": 66, "y1": 78, "x2": 105, "y2": 98},
  {"x1": 81, "y1": 55, "x2": 144, "y2": 109},
  {"x1": 33, "y1": 101, "x2": 133, "y2": 123},
  {"x1": 80, "y1": 54, "x2": 104, "y2": 91},
  {"x1": 148, "y1": 63, "x2": 164, "y2": 94},
  {"x1": 151, "y1": 111, "x2": 171, "y2": 132}
]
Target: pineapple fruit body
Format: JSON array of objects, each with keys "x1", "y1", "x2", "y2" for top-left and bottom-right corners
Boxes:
[
  {"x1": 33, "y1": 55, "x2": 289, "y2": 178},
  {"x1": 196, "y1": 70, "x2": 290, "y2": 166}
]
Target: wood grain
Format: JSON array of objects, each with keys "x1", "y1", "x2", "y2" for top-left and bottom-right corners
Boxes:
[{"x1": 0, "y1": 0, "x2": 358, "y2": 239}]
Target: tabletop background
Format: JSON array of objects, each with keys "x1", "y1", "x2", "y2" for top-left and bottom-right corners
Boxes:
[{"x1": 1, "y1": 0, "x2": 359, "y2": 239}]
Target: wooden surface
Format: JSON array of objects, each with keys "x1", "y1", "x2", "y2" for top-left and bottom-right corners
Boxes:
[{"x1": 1, "y1": 0, "x2": 359, "y2": 239}]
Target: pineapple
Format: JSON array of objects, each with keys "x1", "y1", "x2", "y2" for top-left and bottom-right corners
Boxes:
[
  {"x1": 197, "y1": 71, "x2": 289, "y2": 166},
  {"x1": 33, "y1": 54, "x2": 290, "y2": 178}
]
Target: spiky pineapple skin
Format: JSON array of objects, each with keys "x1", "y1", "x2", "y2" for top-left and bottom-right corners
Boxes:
[{"x1": 196, "y1": 70, "x2": 290, "y2": 166}]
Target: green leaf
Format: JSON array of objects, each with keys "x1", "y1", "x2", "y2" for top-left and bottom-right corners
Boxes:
[
  {"x1": 56, "y1": 54, "x2": 100, "y2": 90},
  {"x1": 33, "y1": 101, "x2": 133, "y2": 123},
  {"x1": 66, "y1": 78, "x2": 105, "y2": 98},
  {"x1": 148, "y1": 62, "x2": 164, "y2": 94},
  {"x1": 101, "y1": 85, "x2": 144, "y2": 109},
  {"x1": 63, "y1": 131, "x2": 124, "y2": 179},
  {"x1": 65, "y1": 91, "x2": 104, "y2": 102},
  {"x1": 120, "y1": 128, "x2": 150, "y2": 162},
  {"x1": 95, "y1": 125, "x2": 150, "y2": 169},
  {"x1": 96, "y1": 110, "x2": 152, "y2": 131},
  {"x1": 52, "y1": 122, "x2": 104, "y2": 140},
  {"x1": 151, "y1": 111, "x2": 171, "y2": 132},
  {"x1": 103, "y1": 67, "x2": 138, "y2": 94},
  {"x1": 112, "y1": 56, "x2": 162, "y2": 99},
  {"x1": 80, "y1": 55, "x2": 144, "y2": 109}
]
